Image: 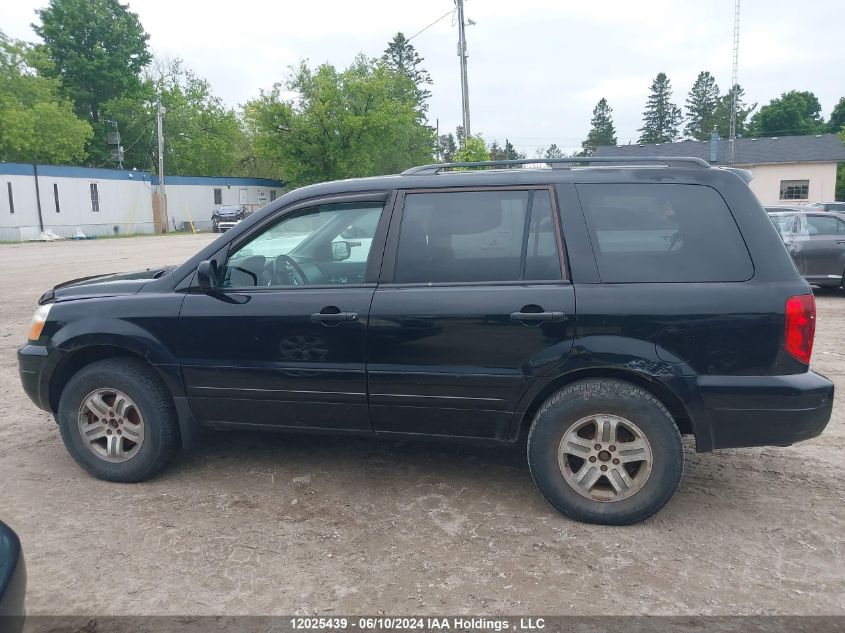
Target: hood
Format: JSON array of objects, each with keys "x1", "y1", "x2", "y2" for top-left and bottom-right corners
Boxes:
[{"x1": 41, "y1": 266, "x2": 175, "y2": 303}]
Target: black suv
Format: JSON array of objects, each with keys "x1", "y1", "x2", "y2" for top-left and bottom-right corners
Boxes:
[{"x1": 18, "y1": 158, "x2": 834, "y2": 525}]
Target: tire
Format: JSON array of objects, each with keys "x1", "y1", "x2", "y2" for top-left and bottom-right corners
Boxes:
[
  {"x1": 527, "y1": 378, "x2": 683, "y2": 525},
  {"x1": 57, "y1": 358, "x2": 180, "y2": 482}
]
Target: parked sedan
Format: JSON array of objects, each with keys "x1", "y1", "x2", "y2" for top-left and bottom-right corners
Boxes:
[
  {"x1": 769, "y1": 210, "x2": 845, "y2": 288},
  {"x1": 211, "y1": 205, "x2": 249, "y2": 233},
  {"x1": 802, "y1": 201, "x2": 845, "y2": 213}
]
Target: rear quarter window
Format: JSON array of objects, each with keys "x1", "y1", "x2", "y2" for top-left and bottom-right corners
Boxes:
[{"x1": 576, "y1": 183, "x2": 753, "y2": 283}]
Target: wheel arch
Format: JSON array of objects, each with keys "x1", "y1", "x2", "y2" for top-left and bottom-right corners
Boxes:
[
  {"x1": 516, "y1": 368, "x2": 697, "y2": 446},
  {"x1": 47, "y1": 343, "x2": 198, "y2": 449}
]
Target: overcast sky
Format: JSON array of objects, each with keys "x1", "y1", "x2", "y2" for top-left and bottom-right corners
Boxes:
[{"x1": 3, "y1": 0, "x2": 843, "y2": 156}]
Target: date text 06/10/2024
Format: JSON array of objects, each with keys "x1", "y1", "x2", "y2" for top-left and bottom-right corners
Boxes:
[{"x1": 289, "y1": 617, "x2": 546, "y2": 631}]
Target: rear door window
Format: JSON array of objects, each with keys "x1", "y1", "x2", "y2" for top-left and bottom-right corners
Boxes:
[
  {"x1": 577, "y1": 183, "x2": 753, "y2": 283},
  {"x1": 394, "y1": 189, "x2": 562, "y2": 283},
  {"x1": 806, "y1": 215, "x2": 845, "y2": 236}
]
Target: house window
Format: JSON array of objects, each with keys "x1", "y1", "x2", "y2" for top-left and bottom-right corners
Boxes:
[
  {"x1": 270, "y1": 190, "x2": 278, "y2": 202},
  {"x1": 780, "y1": 180, "x2": 809, "y2": 200},
  {"x1": 53, "y1": 183, "x2": 60, "y2": 213},
  {"x1": 6, "y1": 182, "x2": 13, "y2": 214},
  {"x1": 90, "y1": 183, "x2": 100, "y2": 213},
  {"x1": 213, "y1": 188, "x2": 222, "y2": 205}
]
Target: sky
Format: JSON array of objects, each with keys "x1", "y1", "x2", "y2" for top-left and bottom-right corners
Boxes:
[{"x1": 3, "y1": 0, "x2": 843, "y2": 157}]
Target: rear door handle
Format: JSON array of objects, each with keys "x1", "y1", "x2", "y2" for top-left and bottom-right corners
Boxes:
[
  {"x1": 510, "y1": 311, "x2": 566, "y2": 323},
  {"x1": 310, "y1": 310, "x2": 358, "y2": 326}
]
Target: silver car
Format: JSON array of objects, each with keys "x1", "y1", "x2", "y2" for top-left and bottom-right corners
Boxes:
[{"x1": 768, "y1": 210, "x2": 845, "y2": 288}]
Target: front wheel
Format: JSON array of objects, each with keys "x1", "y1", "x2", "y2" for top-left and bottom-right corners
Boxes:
[
  {"x1": 57, "y1": 358, "x2": 180, "y2": 482},
  {"x1": 527, "y1": 379, "x2": 683, "y2": 525}
]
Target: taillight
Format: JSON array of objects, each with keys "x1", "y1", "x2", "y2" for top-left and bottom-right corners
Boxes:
[{"x1": 785, "y1": 294, "x2": 816, "y2": 365}]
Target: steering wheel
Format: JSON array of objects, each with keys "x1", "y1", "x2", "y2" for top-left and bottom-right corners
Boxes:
[{"x1": 274, "y1": 254, "x2": 309, "y2": 286}]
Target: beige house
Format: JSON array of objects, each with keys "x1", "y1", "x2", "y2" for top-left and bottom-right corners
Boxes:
[{"x1": 595, "y1": 134, "x2": 845, "y2": 206}]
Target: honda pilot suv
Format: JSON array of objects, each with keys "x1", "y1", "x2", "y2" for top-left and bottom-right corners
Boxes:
[{"x1": 18, "y1": 157, "x2": 834, "y2": 525}]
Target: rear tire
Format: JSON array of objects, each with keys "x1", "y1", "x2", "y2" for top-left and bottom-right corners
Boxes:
[
  {"x1": 57, "y1": 358, "x2": 180, "y2": 482},
  {"x1": 527, "y1": 378, "x2": 683, "y2": 525}
]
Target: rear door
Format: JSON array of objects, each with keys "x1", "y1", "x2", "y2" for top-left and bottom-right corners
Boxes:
[
  {"x1": 366, "y1": 186, "x2": 575, "y2": 440},
  {"x1": 802, "y1": 214, "x2": 845, "y2": 282}
]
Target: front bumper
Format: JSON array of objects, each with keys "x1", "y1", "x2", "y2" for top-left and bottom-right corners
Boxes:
[
  {"x1": 697, "y1": 371, "x2": 834, "y2": 450},
  {"x1": 18, "y1": 344, "x2": 52, "y2": 412}
]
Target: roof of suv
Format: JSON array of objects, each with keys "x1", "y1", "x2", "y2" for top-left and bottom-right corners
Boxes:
[{"x1": 282, "y1": 157, "x2": 748, "y2": 202}]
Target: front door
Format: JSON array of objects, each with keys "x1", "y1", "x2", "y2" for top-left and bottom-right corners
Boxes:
[
  {"x1": 176, "y1": 197, "x2": 389, "y2": 432},
  {"x1": 367, "y1": 187, "x2": 575, "y2": 440}
]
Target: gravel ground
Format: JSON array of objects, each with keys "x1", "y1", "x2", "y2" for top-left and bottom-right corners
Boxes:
[{"x1": 0, "y1": 234, "x2": 842, "y2": 616}]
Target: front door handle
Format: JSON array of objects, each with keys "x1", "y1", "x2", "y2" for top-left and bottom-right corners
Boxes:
[
  {"x1": 310, "y1": 308, "x2": 358, "y2": 326},
  {"x1": 510, "y1": 310, "x2": 566, "y2": 323}
]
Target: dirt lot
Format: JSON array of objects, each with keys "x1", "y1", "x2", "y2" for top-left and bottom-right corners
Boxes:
[{"x1": 0, "y1": 234, "x2": 843, "y2": 616}]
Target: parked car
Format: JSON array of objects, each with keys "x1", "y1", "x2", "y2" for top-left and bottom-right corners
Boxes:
[
  {"x1": 768, "y1": 209, "x2": 845, "y2": 288},
  {"x1": 801, "y1": 201, "x2": 845, "y2": 213},
  {"x1": 18, "y1": 157, "x2": 834, "y2": 525},
  {"x1": 764, "y1": 205, "x2": 805, "y2": 214},
  {"x1": 0, "y1": 522, "x2": 26, "y2": 633},
  {"x1": 211, "y1": 204, "x2": 249, "y2": 232}
]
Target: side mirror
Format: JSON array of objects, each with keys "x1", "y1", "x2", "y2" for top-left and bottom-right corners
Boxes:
[
  {"x1": 196, "y1": 260, "x2": 218, "y2": 291},
  {"x1": 331, "y1": 241, "x2": 352, "y2": 262}
]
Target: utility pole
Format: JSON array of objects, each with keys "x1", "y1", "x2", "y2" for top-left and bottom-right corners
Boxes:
[
  {"x1": 729, "y1": 0, "x2": 741, "y2": 166},
  {"x1": 435, "y1": 118, "x2": 441, "y2": 161},
  {"x1": 456, "y1": 0, "x2": 471, "y2": 137},
  {"x1": 156, "y1": 101, "x2": 169, "y2": 231}
]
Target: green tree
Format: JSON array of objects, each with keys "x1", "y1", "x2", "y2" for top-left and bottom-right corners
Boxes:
[
  {"x1": 382, "y1": 32, "x2": 431, "y2": 112},
  {"x1": 638, "y1": 73, "x2": 682, "y2": 144},
  {"x1": 34, "y1": 0, "x2": 151, "y2": 121},
  {"x1": 748, "y1": 90, "x2": 826, "y2": 137},
  {"x1": 829, "y1": 97, "x2": 845, "y2": 134},
  {"x1": 437, "y1": 132, "x2": 457, "y2": 162},
  {"x1": 684, "y1": 72, "x2": 720, "y2": 140},
  {"x1": 101, "y1": 58, "x2": 245, "y2": 175},
  {"x1": 0, "y1": 32, "x2": 91, "y2": 163},
  {"x1": 454, "y1": 134, "x2": 489, "y2": 162},
  {"x1": 488, "y1": 140, "x2": 506, "y2": 160},
  {"x1": 34, "y1": 0, "x2": 151, "y2": 164},
  {"x1": 244, "y1": 56, "x2": 434, "y2": 187},
  {"x1": 582, "y1": 98, "x2": 618, "y2": 154},
  {"x1": 543, "y1": 144, "x2": 565, "y2": 159},
  {"x1": 503, "y1": 139, "x2": 525, "y2": 161},
  {"x1": 711, "y1": 84, "x2": 755, "y2": 138}
]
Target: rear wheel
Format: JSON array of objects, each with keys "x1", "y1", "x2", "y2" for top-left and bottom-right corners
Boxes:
[
  {"x1": 527, "y1": 378, "x2": 683, "y2": 525},
  {"x1": 57, "y1": 358, "x2": 180, "y2": 482}
]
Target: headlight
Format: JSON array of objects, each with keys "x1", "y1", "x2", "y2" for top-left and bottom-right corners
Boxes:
[{"x1": 28, "y1": 304, "x2": 52, "y2": 341}]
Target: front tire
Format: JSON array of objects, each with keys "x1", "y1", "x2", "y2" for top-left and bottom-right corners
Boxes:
[
  {"x1": 57, "y1": 358, "x2": 180, "y2": 482},
  {"x1": 527, "y1": 379, "x2": 683, "y2": 525}
]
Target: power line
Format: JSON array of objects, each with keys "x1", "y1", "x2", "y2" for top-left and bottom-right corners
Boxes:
[{"x1": 408, "y1": 8, "x2": 456, "y2": 42}]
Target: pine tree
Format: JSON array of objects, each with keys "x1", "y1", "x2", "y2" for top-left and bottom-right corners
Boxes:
[
  {"x1": 504, "y1": 139, "x2": 525, "y2": 160},
  {"x1": 581, "y1": 98, "x2": 618, "y2": 155},
  {"x1": 637, "y1": 73, "x2": 682, "y2": 144},
  {"x1": 488, "y1": 141, "x2": 506, "y2": 160},
  {"x1": 712, "y1": 84, "x2": 755, "y2": 138},
  {"x1": 437, "y1": 133, "x2": 457, "y2": 162},
  {"x1": 684, "y1": 71, "x2": 720, "y2": 140},
  {"x1": 382, "y1": 32, "x2": 432, "y2": 110},
  {"x1": 544, "y1": 144, "x2": 565, "y2": 159}
]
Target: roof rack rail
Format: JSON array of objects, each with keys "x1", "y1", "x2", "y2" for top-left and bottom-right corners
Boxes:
[{"x1": 401, "y1": 156, "x2": 711, "y2": 175}]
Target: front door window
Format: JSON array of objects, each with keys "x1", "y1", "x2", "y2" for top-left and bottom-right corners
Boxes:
[{"x1": 222, "y1": 202, "x2": 384, "y2": 288}]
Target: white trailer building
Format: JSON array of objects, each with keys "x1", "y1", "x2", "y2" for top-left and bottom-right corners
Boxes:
[{"x1": 0, "y1": 162, "x2": 284, "y2": 241}]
